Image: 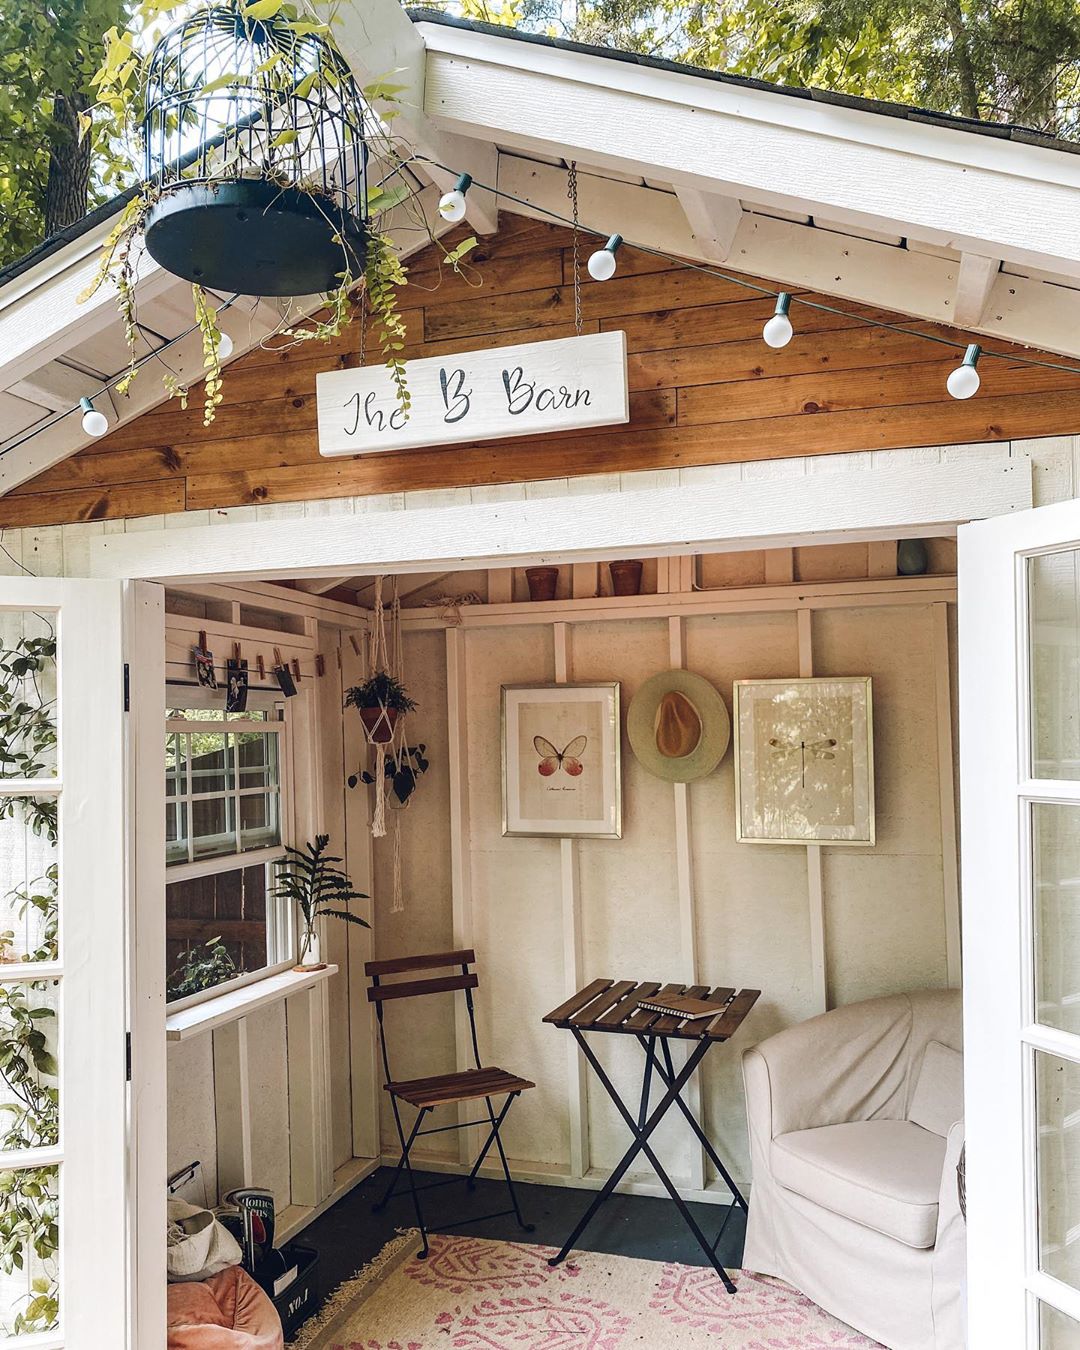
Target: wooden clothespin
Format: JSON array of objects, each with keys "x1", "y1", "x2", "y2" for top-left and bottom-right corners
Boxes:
[
  {"x1": 233, "y1": 642, "x2": 242, "y2": 664},
  {"x1": 198, "y1": 630, "x2": 207, "y2": 651},
  {"x1": 291, "y1": 657, "x2": 302, "y2": 682},
  {"x1": 256, "y1": 653, "x2": 265, "y2": 680},
  {"x1": 315, "y1": 653, "x2": 325, "y2": 677},
  {"x1": 272, "y1": 647, "x2": 283, "y2": 668}
]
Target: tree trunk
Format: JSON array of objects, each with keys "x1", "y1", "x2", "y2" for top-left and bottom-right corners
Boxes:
[
  {"x1": 942, "y1": 0, "x2": 980, "y2": 120},
  {"x1": 44, "y1": 92, "x2": 90, "y2": 239}
]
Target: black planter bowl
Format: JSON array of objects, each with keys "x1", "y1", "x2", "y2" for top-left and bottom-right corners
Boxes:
[{"x1": 144, "y1": 179, "x2": 367, "y2": 296}]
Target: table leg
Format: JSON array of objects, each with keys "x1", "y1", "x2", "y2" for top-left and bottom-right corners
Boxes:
[
  {"x1": 552, "y1": 1033, "x2": 737, "y2": 1293},
  {"x1": 652, "y1": 1036, "x2": 748, "y2": 1213}
]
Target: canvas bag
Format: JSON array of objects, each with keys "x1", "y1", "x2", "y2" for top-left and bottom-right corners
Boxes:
[{"x1": 167, "y1": 1196, "x2": 243, "y2": 1283}]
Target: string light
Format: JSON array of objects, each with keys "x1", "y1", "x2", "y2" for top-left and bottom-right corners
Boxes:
[
  {"x1": 79, "y1": 397, "x2": 108, "y2": 437},
  {"x1": 438, "y1": 173, "x2": 472, "y2": 223},
  {"x1": 587, "y1": 233, "x2": 622, "y2": 281},
  {"x1": 946, "y1": 344, "x2": 982, "y2": 400},
  {"x1": 763, "y1": 292, "x2": 794, "y2": 349}
]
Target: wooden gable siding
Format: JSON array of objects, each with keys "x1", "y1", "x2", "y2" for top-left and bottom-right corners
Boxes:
[{"x1": 4, "y1": 214, "x2": 1079, "y2": 529}]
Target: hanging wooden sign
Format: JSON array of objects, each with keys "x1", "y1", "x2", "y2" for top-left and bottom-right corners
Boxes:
[{"x1": 316, "y1": 330, "x2": 628, "y2": 457}]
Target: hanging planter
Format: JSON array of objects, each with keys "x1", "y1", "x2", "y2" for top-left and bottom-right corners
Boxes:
[
  {"x1": 344, "y1": 672, "x2": 417, "y2": 745},
  {"x1": 140, "y1": 9, "x2": 369, "y2": 297},
  {"x1": 82, "y1": 0, "x2": 480, "y2": 425}
]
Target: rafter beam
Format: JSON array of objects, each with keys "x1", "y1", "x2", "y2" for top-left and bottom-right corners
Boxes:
[
  {"x1": 496, "y1": 154, "x2": 1080, "y2": 360},
  {"x1": 323, "y1": 0, "x2": 498, "y2": 234},
  {"x1": 674, "y1": 187, "x2": 743, "y2": 262},
  {"x1": 953, "y1": 252, "x2": 1000, "y2": 327}
]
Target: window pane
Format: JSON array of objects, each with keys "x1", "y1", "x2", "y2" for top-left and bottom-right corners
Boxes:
[
  {"x1": 165, "y1": 733, "x2": 184, "y2": 798},
  {"x1": 1037, "y1": 1051, "x2": 1080, "y2": 1292},
  {"x1": 190, "y1": 796, "x2": 236, "y2": 860},
  {"x1": 1033, "y1": 804, "x2": 1080, "y2": 1034},
  {"x1": 1041, "y1": 1301, "x2": 1080, "y2": 1348},
  {"x1": 0, "y1": 1163, "x2": 58, "y2": 1335},
  {"x1": 0, "y1": 803, "x2": 58, "y2": 962},
  {"x1": 237, "y1": 732, "x2": 278, "y2": 790},
  {"x1": 187, "y1": 733, "x2": 234, "y2": 795},
  {"x1": 0, "y1": 982, "x2": 57, "y2": 1154},
  {"x1": 166, "y1": 801, "x2": 189, "y2": 867},
  {"x1": 239, "y1": 793, "x2": 279, "y2": 852},
  {"x1": 0, "y1": 613, "x2": 56, "y2": 782},
  {"x1": 1031, "y1": 551, "x2": 1080, "y2": 780},
  {"x1": 166, "y1": 863, "x2": 275, "y2": 1002}
]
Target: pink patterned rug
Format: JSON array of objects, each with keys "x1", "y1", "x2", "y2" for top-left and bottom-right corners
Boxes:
[{"x1": 291, "y1": 1231, "x2": 883, "y2": 1349}]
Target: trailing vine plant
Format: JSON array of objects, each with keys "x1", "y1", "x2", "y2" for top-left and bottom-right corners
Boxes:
[
  {"x1": 81, "y1": 0, "x2": 480, "y2": 425},
  {"x1": 0, "y1": 631, "x2": 59, "y2": 847}
]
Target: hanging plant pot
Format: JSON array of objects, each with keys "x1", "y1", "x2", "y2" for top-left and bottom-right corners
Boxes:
[
  {"x1": 359, "y1": 706, "x2": 398, "y2": 744},
  {"x1": 144, "y1": 180, "x2": 368, "y2": 297}
]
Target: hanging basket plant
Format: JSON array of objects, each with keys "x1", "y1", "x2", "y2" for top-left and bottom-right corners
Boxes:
[
  {"x1": 83, "y1": 0, "x2": 478, "y2": 424},
  {"x1": 344, "y1": 672, "x2": 417, "y2": 744}
]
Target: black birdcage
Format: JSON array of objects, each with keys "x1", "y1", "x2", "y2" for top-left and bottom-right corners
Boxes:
[{"x1": 141, "y1": 5, "x2": 369, "y2": 296}]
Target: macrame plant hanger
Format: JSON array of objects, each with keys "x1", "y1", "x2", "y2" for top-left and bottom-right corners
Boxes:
[{"x1": 366, "y1": 576, "x2": 408, "y2": 912}]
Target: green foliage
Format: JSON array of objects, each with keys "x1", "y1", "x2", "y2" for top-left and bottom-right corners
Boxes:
[
  {"x1": 0, "y1": 982, "x2": 59, "y2": 1334},
  {"x1": 344, "y1": 672, "x2": 418, "y2": 714},
  {"x1": 167, "y1": 937, "x2": 237, "y2": 1001},
  {"x1": 273, "y1": 834, "x2": 369, "y2": 965},
  {"x1": 350, "y1": 743, "x2": 430, "y2": 805},
  {"x1": 0, "y1": 631, "x2": 59, "y2": 846},
  {"x1": 0, "y1": 0, "x2": 132, "y2": 268},
  {"x1": 0, "y1": 866, "x2": 60, "y2": 966}
]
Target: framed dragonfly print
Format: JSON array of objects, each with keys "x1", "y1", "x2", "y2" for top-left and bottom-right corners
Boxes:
[
  {"x1": 733, "y1": 677, "x2": 875, "y2": 845},
  {"x1": 502, "y1": 683, "x2": 621, "y2": 838}
]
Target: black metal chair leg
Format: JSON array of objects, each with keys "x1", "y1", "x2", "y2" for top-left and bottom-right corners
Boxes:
[
  {"x1": 374, "y1": 1092, "x2": 413, "y2": 1214},
  {"x1": 399, "y1": 1106, "x2": 431, "y2": 1258},
  {"x1": 466, "y1": 1093, "x2": 514, "y2": 1186},
  {"x1": 485, "y1": 1093, "x2": 534, "y2": 1233}
]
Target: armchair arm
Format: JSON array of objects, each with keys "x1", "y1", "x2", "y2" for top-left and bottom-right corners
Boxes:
[
  {"x1": 932, "y1": 1119, "x2": 966, "y2": 1348},
  {"x1": 741, "y1": 994, "x2": 915, "y2": 1138}
]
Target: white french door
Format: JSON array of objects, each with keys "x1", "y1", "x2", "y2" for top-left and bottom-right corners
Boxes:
[
  {"x1": 0, "y1": 578, "x2": 133, "y2": 1349},
  {"x1": 961, "y1": 498, "x2": 1080, "y2": 1348}
]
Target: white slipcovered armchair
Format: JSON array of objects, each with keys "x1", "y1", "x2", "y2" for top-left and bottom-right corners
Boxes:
[{"x1": 741, "y1": 989, "x2": 965, "y2": 1350}]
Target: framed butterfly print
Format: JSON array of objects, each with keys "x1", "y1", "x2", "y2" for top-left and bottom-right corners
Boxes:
[
  {"x1": 501, "y1": 683, "x2": 621, "y2": 838},
  {"x1": 733, "y1": 677, "x2": 875, "y2": 846}
]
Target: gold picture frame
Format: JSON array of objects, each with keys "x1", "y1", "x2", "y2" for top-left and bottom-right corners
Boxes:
[
  {"x1": 733, "y1": 677, "x2": 875, "y2": 846},
  {"x1": 501, "y1": 682, "x2": 622, "y2": 838}
]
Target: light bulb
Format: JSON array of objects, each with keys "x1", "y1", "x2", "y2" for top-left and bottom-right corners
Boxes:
[
  {"x1": 947, "y1": 344, "x2": 982, "y2": 399},
  {"x1": 79, "y1": 396, "x2": 108, "y2": 438},
  {"x1": 216, "y1": 329, "x2": 233, "y2": 361},
  {"x1": 438, "y1": 173, "x2": 472, "y2": 224},
  {"x1": 763, "y1": 293, "x2": 793, "y2": 348},
  {"x1": 587, "y1": 233, "x2": 622, "y2": 282}
]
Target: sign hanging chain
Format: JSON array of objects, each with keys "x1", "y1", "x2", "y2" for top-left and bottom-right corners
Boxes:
[{"x1": 568, "y1": 161, "x2": 582, "y2": 337}]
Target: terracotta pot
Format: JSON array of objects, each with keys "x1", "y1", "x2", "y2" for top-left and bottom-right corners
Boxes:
[
  {"x1": 525, "y1": 566, "x2": 559, "y2": 602},
  {"x1": 359, "y1": 705, "x2": 398, "y2": 743},
  {"x1": 609, "y1": 559, "x2": 643, "y2": 596}
]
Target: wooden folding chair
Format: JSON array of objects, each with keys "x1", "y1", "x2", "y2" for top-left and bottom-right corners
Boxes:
[{"x1": 366, "y1": 948, "x2": 535, "y2": 1257}]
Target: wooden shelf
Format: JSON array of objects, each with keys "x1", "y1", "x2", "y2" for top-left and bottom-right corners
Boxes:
[{"x1": 165, "y1": 965, "x2": 339, "y2": 1042}]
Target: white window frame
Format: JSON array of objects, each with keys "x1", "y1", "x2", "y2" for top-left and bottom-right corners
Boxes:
[{"x1": 164, "y1": 707, "x2": 297, "y2": 1015}]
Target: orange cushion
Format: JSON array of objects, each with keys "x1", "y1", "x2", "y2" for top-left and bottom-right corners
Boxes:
[{"x1": 168, "y1": 1266, "x2": 283, "y2": 1350}]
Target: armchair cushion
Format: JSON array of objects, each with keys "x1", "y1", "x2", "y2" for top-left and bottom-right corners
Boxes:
[
  {"x1": 771, "y1": 1119, "x2": 948, "y2": 1250},
  {"x1": 909, "y1": 1041, "x2": 964, "y2": 1138}
]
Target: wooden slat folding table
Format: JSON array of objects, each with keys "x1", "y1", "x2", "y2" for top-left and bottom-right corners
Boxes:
[{"x1": 544, "y1": 977, "x2": 760, "y2": 1292}]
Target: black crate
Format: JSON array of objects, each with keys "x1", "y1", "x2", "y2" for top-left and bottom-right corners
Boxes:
[{"x1": 256, "y1": 1243, "x2": 320, "y2": 1340}]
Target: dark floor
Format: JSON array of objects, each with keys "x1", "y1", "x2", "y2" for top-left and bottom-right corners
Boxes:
[{"x1": 301, "y1": 1165, "x2": 746, "y2": 1306}]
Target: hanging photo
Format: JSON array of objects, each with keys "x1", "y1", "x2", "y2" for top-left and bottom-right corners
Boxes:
[
  {"x1": 733, "y1": 677, "x2": 875, "y2": 845},
  {"x1": 225, "y1": 658, "x2": 249, "y2": 713},
  {"x1": 502, "y1": 683, "x2": 621, "y2": 838},
  {"x1": 193, "y1": 646, "x2": 217, "y2": 689},
  {"x1": 273, "y1": 663, "x2": 297, "y2": 698}
]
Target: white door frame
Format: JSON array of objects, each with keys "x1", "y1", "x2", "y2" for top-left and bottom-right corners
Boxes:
[
  {"x1": 959, "y1": 494, "x2": 1080, "y2": 1346},
  {"x1": 88, "y1": 451, "x2": 1028, "y2": 1350}
]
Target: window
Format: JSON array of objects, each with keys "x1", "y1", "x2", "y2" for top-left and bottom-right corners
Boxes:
[{"x1": 164, "y1": 698, "x2": 294, "y2": 1005}]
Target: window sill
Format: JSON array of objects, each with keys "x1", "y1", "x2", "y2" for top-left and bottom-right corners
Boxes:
[{"x1": 165, "y1": 964, "x2": 339, "y2": 1042}]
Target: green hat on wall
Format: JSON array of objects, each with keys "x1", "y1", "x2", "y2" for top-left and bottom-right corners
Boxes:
[{"x1": 627, "y1": 670, "x2": 731, "y2": 783}]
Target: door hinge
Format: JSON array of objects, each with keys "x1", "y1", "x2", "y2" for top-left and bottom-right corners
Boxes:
[
  {"x1": 123, "y1": 663, "x2": 130, "y2": 712},
  {"x1": 125, "y1": 1032, "x2": 132, "y2": 1082}
]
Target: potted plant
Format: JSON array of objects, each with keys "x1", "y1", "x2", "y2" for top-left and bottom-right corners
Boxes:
[
  {"x1": 273, "y1": 835, "x2": 369, "y2": 971},
  {"x1": 344, "y1": 673, "x2": 417, "y2": 744}
]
